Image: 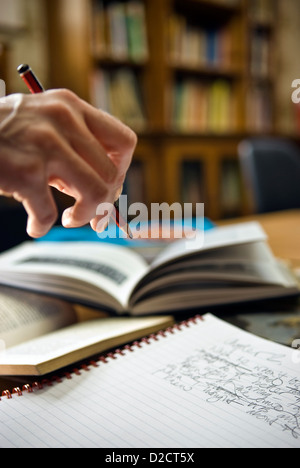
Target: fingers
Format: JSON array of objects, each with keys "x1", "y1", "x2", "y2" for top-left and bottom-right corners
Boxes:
[
  {"x1": 89, "y1": 184, "x2": 123, "y2": 233},
  {"x1": 50, "y1": 148, "x2": 116, "y2": 229},
  {"x1": 39, "y1": 92, "x2": 120, "y2": 185},
  {"x1": 46, "y1": 90, "x2": 137, "y2": 174},
  {"x1": 83, "y1": 106, "x2": 137, "y2": 174},
  {"x1": 43, "y1": 91, "x2": 136, "y2": 230},
  {"x1": 22, "y1": 187, "x2": 58, "y2": 238},
  {"x1": 0, "y1": 190, "x2": 13, "y2": 197}
]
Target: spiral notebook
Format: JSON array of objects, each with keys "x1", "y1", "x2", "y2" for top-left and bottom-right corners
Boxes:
[{"x1": 0, "y1": 313, "x2": 300, "y2": 448}]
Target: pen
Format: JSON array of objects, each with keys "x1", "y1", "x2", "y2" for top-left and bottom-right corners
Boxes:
[
  {"x1": 17, "y1": 63, "x2": 44, "y2": 93},
  {"x1": 17, "y1": 64, "x2": 133, "y2": 239}
]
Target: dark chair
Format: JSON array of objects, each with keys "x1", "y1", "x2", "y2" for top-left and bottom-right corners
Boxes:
[
  {"x1": 238, "y1": 138, "x2": 300, "y2": 214},
  {"x1": 0, "y1": 202, "x2": 30, "y2": 252}
]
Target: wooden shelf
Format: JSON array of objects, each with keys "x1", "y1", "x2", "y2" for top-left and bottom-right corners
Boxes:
[
  {"x1": 93, "y1": 56, "x2": 148, "y2": 68},
  {"x1": 174, "y1": 0, "x2": 242, "y2": 17},
  {"x1": 170, "y1": 62, "x2": 242, "y2": 79}
]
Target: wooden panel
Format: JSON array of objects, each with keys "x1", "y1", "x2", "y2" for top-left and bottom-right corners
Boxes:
[{"x1": 46, "y1": 0, "x2": 91, "y2": 100}]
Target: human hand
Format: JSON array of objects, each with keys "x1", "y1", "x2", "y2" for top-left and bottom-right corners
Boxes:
[{"x1": 0, "y1": 89, "x2": 137, "y2": 238}]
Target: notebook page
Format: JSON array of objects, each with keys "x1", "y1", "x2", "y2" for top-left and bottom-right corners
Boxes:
[{"x1": 0, "y1": 314, "x2": 300, "y2": 448}]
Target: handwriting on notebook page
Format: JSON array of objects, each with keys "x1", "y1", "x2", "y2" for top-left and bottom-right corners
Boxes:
[{"x1": 153, "y1": 339, "x2": 300, "y2": 440}]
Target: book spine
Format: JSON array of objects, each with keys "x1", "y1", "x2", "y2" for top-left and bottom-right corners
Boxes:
[
  {"x1": 90, "y1": 68, "x2": 146, "y2": 131},
  {"x1": 90, "y1": 0, "x2": 148, "y2": 62},
  {"x1": 126, "y1": 1, "x2": 148, "y2": 62},
  {"x1": 246, "y1": 84, "x2": 273, "y2": 132},
  {"x1": 107, "y1": 2, "x2": 129, "y2": 60},
  {"x1": 168, "y1": 14, "x2": 233, "y2": 69},
  {"x1": 171, "y1": 79, "x2": 234, "y2": 134},
  {"x1": 90, "y1": 0, "x2": 107, "y2": 57}
]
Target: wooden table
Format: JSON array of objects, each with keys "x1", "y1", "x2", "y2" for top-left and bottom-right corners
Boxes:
[
  {"x1": 219, "y1": 210, "x2": 300, "y2": 269},
  {"x1": 218, "y1": 210, "x2": 300, "y2": 348}
]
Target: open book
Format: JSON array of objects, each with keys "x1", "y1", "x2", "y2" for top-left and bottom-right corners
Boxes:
[
  {"x1": 0, "y1": 222, "x2": 298, "y2": 316},
  {"x1": 0, "y1": 285, "x2": 173, "y2": 376}
]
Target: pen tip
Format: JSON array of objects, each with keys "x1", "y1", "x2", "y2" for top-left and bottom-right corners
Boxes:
[{"x1": 127, "y1": 225, "x2": 134, "y2": 240}]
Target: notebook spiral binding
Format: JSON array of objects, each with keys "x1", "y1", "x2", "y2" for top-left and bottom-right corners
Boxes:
[{"x1": 0, "y1": 315, "x2": 203, "y2": 401}]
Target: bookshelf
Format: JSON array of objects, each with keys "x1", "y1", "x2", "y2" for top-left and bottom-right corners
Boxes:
[{"x1": 46, "y1": 0, "x2": 281, "y2": 221}]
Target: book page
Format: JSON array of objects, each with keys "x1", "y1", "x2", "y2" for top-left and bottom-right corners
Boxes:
[
  {"x1": 137, "y1": 241, "x2": 294, "y2": 290},
  {"x1": 0, "y1": 242, "x2": 149, "y2": 310},
  {"x1": 0, "y1": 286, "x2": 76, "y2": 349},
  {"x1": 151, "y1": 222, "x2": 267, "y2": 269},
  {"x1": 1, "y1": 314, "x2": 300, "y2": 448},
  {"x1": 0, "y1": 315, "x2": 174, "y2": 375}
]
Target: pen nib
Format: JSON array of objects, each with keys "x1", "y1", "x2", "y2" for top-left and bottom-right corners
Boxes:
[{"x1": 125, "y1": 224, "x2": 134, "y2": 240}]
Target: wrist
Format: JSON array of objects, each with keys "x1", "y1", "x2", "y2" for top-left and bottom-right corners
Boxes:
[
  {"x1": 0, "y1": 94, "x2": 24, "y2": 131},
  {"x1": 0, "y1": 98, "x2": 12, "y2": 122}
]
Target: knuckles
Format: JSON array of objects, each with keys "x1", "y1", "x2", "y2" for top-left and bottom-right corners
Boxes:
[
  {"x1": 41, "y1": 99, "x2": 76, "y2": 128},
  {"x1": 24, "y1": 123, "x2": 61, "y2": 151},
  {"x1": 88, "y1": 180, "x2": 110, "y2": 206},
  {"x1": 13, "y1": 155, "x2": 45, "y2": 188},
  {"x1": 45, "y1": 88, "x2": 79, "y2": 104}
]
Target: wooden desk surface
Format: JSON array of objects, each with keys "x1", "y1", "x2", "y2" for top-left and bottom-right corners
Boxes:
[{"x1": 219, "y1": 210, "x2": 300, "y2": 268}]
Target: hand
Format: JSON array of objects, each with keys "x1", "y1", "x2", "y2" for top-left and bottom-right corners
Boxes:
[{"x1": 0, "y1": 89, "x2": 137, "y2": 238}]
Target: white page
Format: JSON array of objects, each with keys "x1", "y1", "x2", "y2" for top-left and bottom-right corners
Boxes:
[
  {"x1": 0, "y1": 242, "x2": 148, "y2": 309},
  {"x1": 0, "y1": 314, "x2": 300, "y2": 448},
  {"x1": 151, "y1": 222, "x2": 267, "y2": 268},
  {"x1": 0, "y1": 288, "x2": 76, "y2": 348},
  {"x1": 0, "y1": 316, "x2": 173, "y2": 371}
]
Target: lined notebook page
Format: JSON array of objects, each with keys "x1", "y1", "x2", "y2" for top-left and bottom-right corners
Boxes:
[{"x1": 1, "y1": 314, "x2": 300, "y2": 448}]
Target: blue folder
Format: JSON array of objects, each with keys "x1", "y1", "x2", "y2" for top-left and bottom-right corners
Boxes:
[{"x1": 37, "y1": 218, "x2": 215, "y2": 247}]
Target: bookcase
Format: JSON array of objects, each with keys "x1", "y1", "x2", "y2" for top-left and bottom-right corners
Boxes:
[{"x1": 46, "y1": 0, "x2": 281, "y2": 221}]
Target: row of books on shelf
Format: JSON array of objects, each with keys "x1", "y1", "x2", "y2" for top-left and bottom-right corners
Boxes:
[
  {"x1": 90, "y1": 68, "x2": 147, "y2": 131},
  {"x1": 90, "y1": 69, "x2": 273, "y2": 135},
  {"x1": 91, "y1": 0, "x2": 148, "y2": 62},
  {"x1": 250, "y1": 28, "x2": 272, "y2": 78},
  {"x1": 168, "y1": 14, "x2": 232, "y2": 69},
  {"x1": 123, "y1": 157, "x2": 243, "y2": 218},
  {"x1": 181, "y1": 159, "x2": 242, "y2": 217},
  {"x1": 171, "y1": 79, "x2": 236, "y2": 134},
  {"x1": 246, "y1": 83, "x2": 273, "y2": 133}
]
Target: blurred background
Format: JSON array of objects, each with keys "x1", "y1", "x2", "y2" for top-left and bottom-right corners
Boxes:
[{"x1": 0, "y1": 0, "x2": 300, "y2": 251}]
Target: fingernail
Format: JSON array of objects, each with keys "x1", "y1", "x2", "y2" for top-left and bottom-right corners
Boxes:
[
  {"x1": 62, "y1": 207, "x2": 74, "y2": 227},
  {"x1": 27, "y1": 220, "x2": 46, "y2": 239},
  {"x1": 96, "y1": 218, "x2": 109, "y2": 233}
]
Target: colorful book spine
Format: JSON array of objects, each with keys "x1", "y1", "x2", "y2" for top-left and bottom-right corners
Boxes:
[
  {"x1": 168, "y1": 14, "x2": 232, "y2": 69},
  {"x1": 91, "y1": 0, "x2": 148, "y2": 62},
  {"x1": 91, "y1": 67, "x2": 147, "y2": 131},
  {"x1": 171, "y1": 79, "x2": 234, "y2": 134}
]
